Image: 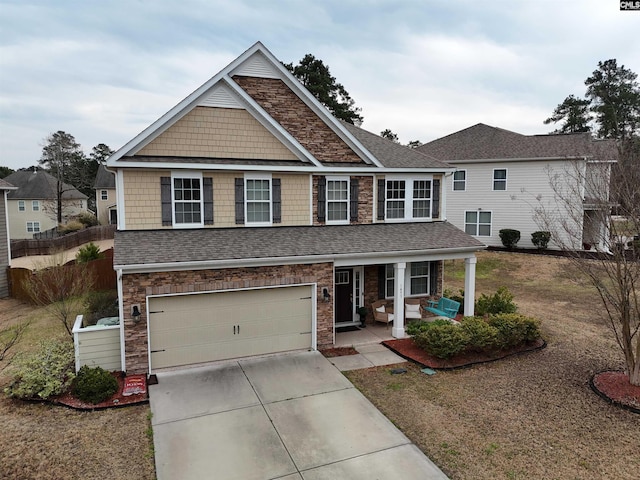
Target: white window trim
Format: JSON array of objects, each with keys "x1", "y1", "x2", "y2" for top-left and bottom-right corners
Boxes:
[
  {"x1": 385, "y1": 176, "x2": 433, "y2": 222},
  {"x1": 385, "y1": 261, "x2": 431, "y2": 298},
  {"x1": 171, "y1": 171, "x2": 204, "y2": 228},
  {"x1": 453, "y1": 170, "x2": 466, "y2": 191},
  {"x1": 244, "y1": 173, "x2": 272, "y2": 226},
  {"x1": 326, "y1": 176, "x2": 350, "y2": 225},
  {"x1": 32, "y1": 200, "x2": 40, "y2": 211},
  {"x1": 101, "y1": 190, "x2": 108, "y2": 201},
  {"x1": 26, "y1": 221, "x2": 40, "y2": 233},
  {"x1": 464, "y1": 210, "x2": 492, "y2": 237},
  {"x1": 492, "y1": 168, "x2": 507, "y2": 191},
  {"x1": 18, "y1": 200, "x2": 25, "y2": 212}
]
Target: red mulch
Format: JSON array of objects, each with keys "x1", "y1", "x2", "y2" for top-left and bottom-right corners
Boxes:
[
  {"x1": 53, "y1": 373, "x2": 148, "y2": 411},
  {"x1": 382, "y1": 337, "x2": 546, "y2": 370},
  {"x1": 592, "y1": 371, "x2": 640, "y2": 414},
  {"x1": 320, "y1": 346, "x2": 359, "y2": 358}
]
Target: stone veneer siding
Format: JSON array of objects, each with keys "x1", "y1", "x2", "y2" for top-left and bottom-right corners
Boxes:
[
  {"x1": 312, "y1": 175, "x2": 373, "y2": 226},
  {"x1": 233, "y1": 76, "x2": 364, "y2": 164},
  {"x1": 121, "y1": 262, "x2": 334, "y2": 374}
]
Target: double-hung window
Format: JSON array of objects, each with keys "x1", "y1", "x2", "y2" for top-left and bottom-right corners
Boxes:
[
  {"x1": 172, "y1": 172, "x2": 203, "y2": 227},
  {"x1": 32, "y1": 200, "x2": 40, "y2": 211},
  {"x1": 326, "y1": 177, "x2": 349, "y2": 224},
  {"x1": 385, "y1": 177, "x2": 432, "y2": 221},
  {"x1": 101, "y1": 190, "x2": 108, "y2": 201},
  {"x1": 465, "y1": 211, "x2": 492, "y2": 236},
  {"x1": 27, "y1": 221, "x2": 40, "y2": 233},
  {"x1": 493, "y1": 169, "x2": 507, "y2": 191},
  {"x1": 453, "y1": 170, "x2": 466, "y2": 191},
  {"x1": 245, "y1": 175, "x2": 272, "y2": 225},
  {"x1": 385, "y1": 261, "x2": 431, "y2": 298},
  {"x1": 18, "y1": 200, "x2": 25, "y2": 212},
  {"x1": 385, "y1": 264, "x2": 395, "y2": 298}
]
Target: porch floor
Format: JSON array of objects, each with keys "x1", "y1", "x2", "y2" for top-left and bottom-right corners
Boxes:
[{"x1": 334, "y1": 322, "x2": 396, "y2": 348}]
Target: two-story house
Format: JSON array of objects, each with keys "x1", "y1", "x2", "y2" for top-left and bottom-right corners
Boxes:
[
  {"x1": 94, "y1": 164, "x2": 117, "y2": 225},
  {"x1": 418, "y1": 124, "x2": 618, "y2": 250},
  {"x1": 1, "y1": 178, "x2": 17, "y2": 297},
  {"x1": 4, "y1": 170, "x2": 88, "y2": 239},
  {"x1": 107, "y1": 42, "x2": 484, "y2": 375}
]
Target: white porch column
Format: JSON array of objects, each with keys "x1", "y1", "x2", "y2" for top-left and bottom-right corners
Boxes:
[
  {"x1": 392, "y1": 262, "x2": 406, "y2": 338},
  {"x1": 464, "y1": 256, "x2": 477, "y2": 316}
]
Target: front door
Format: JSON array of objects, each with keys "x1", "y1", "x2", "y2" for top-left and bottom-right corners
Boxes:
[{"x1": 334, "y1": 269, "x2": 353, "y2": 324}]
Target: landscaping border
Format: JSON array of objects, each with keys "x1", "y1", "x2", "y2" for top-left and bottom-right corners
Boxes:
[{"x1": 589, "y1": 371, "x2": 640, "y2": 415}]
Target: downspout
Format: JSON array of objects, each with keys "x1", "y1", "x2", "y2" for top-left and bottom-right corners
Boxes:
[{"x1": 116, "y1": 268, "x2": 126, "y2": 373}]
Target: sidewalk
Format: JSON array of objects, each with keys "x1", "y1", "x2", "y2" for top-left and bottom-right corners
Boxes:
[{"x1": 10, "y1": 239, "x2": 114, "y2": 270}]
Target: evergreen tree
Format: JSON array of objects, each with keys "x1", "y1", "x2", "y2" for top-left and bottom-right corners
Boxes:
[{"x1": 543, "y1": 95, "x2": 591, "y2": 134}]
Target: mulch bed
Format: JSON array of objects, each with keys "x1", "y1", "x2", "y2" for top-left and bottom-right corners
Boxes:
[
  {"x1": 382, "y1": 337, "x2": 546, "y2": 370},
  {"x1": 591, "y1": 371, "x2": 640, "y2": 414},
  {"x1": 320, "y1": 346, "x2": 359, "y2": 358},
  {"x1": 52, "y1": 373, "x2": 148, "y2": 411}
]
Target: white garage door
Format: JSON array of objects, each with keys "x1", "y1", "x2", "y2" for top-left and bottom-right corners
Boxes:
[{"x1": 148, "y1": 285, "x2": 314, "y2": 370}]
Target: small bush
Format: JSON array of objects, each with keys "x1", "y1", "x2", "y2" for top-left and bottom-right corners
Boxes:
[
  {"x1": 76, "y1": 242, "x2": 104, "y2": 263},
  {"x1": 461, "y1": 317, "x2": 499, "y2": 352},
  {"x1": 76, "y1": 212, "x2": 99, "y2": 227},
  {"x1": 58, "y1": 220, "x2": 84, "y2": 234},
  {"x1": 4, "y1": 339, "x2": 75, "y2": 400},
  {"x1": 443, "y1": 288, "x2": 465, "y2": 314},
  {"x1": 406, "y1": 319, "x2": 451, "y2": 336},
  {"x1": 72, "y1": 365, "x2": 118, "y2": 404},
  {"x1": 413, "y1": 323, "x2": 470, "y2": 359},
  {"x1": 499, "y1": 229, "x2": 521, "y2": 249},
  {"x1": 475, "y1": 286, "x2": 517, "y2": 316},
  {"x1": 487, "y1": 313, "x2": 541, "y2": 349},
  {"x1": 84, "y1": 290, "x2": 119, "y2": 325},
  {"x1": 531, "y1": 231, "x2": 551, "y2": 249}
]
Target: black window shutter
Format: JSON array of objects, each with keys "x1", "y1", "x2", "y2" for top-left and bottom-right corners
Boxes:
[
  {"x1": 203, "y1": 177, "x2": 214, "y2": 225},
  {"x1": 160, "y1": 177, "x2": 172, "y2": 226},
  {"x1": 235, "y1": 178, "x2": 244, "y2": 225},
  {"x1": 317, "y1": 176, "x2": 326, "y2": 222},
  {"x1": 432, "y1": 178, "x2": 440, "y2": 219},
  {"x1": 272, "y1": 178, "x2": 281, "y2": 223},
  {"x1": 429, "y1": 261, "x2": 439, "y2": 296},
  {"x1": 350, "y1": 178, "x2": 359, "y2": 222},
  {"x1": 377, "y1": 178, "x2": 385, "y2": 221},
  {"x1": 378, "y1": 265, "x2": 386, "y2": 298}
]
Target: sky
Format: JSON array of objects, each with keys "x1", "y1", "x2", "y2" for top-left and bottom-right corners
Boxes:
[{"x1": 1, "y1": 0, "x2": 639, "y2": 171}]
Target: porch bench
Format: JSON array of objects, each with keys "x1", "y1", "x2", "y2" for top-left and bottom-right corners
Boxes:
[{"x1": 424, "y1": 297, "x2": 460, "y2": 319}]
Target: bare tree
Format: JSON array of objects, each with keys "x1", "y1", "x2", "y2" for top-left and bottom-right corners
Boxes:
[
  {"x1": 533, "y1": 147, "x2": 639, "y2": 386},
  {"x1": 22, "y1": 251, "x2": 94, "y2": 337},
  {"x1": 0, "y1": 321, "x2": 30, "y2": 370}
]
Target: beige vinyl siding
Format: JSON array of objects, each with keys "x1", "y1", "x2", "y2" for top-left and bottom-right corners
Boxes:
[
  {"x1": 122, "y1": 170, "x2": 164, "y2": 229},
  {"x1": 7, "y1": 198, "x2": 87, "y2": 239},
  {"x1": 446, "y1": 160, "x2": 581, "y2": 249},
  {"x1": 280, "y1": 174, "x2": 310, "y2": 225},
  {"x1": 75, "y1": 326, "x2": 122, "y2": 372},
  {"x1": 137, "y1": 107, "x2": 299, "y2": 161},
  {"x1": 96, "y1": 188, "x2": 116, "y2": 225}
]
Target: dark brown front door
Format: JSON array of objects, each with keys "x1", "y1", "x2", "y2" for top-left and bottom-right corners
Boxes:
[{"x1": 335, "y1": 269, "x2": 353, "y2": 324}]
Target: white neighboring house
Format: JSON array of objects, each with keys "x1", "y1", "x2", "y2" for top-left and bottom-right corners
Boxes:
[
  {"x1": 418, "y1": 124, "x2": 618, "y2": 250},
  {"x1": 1, "y1": 178, "x2": 17, "y2": 297},
  {"x1": 4, "y1": 170, "x2": 88, "y2": 239}
]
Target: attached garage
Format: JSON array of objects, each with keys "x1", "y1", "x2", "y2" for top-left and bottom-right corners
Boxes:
[{"x1": 148, "y1": 285, "x2": 315, "y2": 370}]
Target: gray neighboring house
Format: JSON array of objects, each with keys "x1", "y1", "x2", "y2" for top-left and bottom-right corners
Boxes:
[
  {"x1": 1, "y1": 178, "x2": 18, "y2": 297},
  {"x1": 418, "y1": 124, "x2": 618, "y2": 250},
  {"x1": 94, "y1": 164, "x2": 117, "y2": 225},
  {"x1": 4, "y1": 170, "x2": 88, "y2": 239}
]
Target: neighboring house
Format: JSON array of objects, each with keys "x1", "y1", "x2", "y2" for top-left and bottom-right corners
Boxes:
[
  {"x1": 4, "y1": 170, "x2": 88, "y2": 239},
  {"x1": 107, "y1": 42, "x2": 485, "y2": 375},
  {"x1": 418, "y1": 124, "x2": 618, "y2": 250},
  {"x1": 94, "y1": 164, "x2": 117, "y2": 225},
  {"x1": 1, "y1": 178, "x2": 17, "y2": 297}
]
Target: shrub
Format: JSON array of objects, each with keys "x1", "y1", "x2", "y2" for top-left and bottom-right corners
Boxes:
[
  {"x1": 475, "y1": 286, "x2": 517, "y2": 316},
  {"x1": 531, "y1": 231, "x2": 551, "y2": 249},
  {"x1": 76, "y1": 242, "x2": 104, "y2": 263},
  {"x1": 76, "y1": 212, "x2": 99, "y2": 227},
  {"x1": 443, "y1": 288, "x2": 465, "y2": 314},
  {"x1": 413, "y1": 323, "x2": 470, "y2": 359},
  {"x1": 406, "y1": 319, "x2": 451, "y2": 336},
  {"x1": 487, "y1": 313, "x2": 541, "y2": 349},
  {"x1": 4, "y1": 339, "x2": 75, "y2": 400},
  {"x1": 58, "y1": 220, "x2": 84, "y2": 234},
  {"x1": 84, "y1": 290, "x2": 119, "y2": 325},
  {"x1": 72, "y1": 365, "x2": 118, "y2": 404},
  {"x1": 460, "y1": 317, "x2": 499, "y2": 352},
  {"x1": 499, "y1": 229, "x2": 521, "y2": 249}
]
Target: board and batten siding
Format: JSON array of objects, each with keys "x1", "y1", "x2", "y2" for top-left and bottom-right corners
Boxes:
[
  {"x1": 0, "y1": 190, "x2": 9, "y2": 297},
  {"x1": 446, "y1": 160, "x2": 582, "y2": 249},
  {"x1": 73, "y1": 315, "x2": 122, "y2": 372}
]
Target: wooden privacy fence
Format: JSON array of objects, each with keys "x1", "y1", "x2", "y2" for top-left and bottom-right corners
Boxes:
[
  {"x1": 10, "y1": 225, "x2": 116, "y2": 258},
  {"x1": 8, "y1": 249, "x2": 117, "y2": 302}
]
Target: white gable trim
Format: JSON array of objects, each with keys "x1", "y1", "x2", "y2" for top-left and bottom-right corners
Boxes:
[{"x1": 197, "y1": 83, "x2": 243, "y2": 109}]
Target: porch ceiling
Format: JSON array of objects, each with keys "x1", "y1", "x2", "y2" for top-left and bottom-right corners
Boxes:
[{"x1": 114, "y1": 221, "x2": 485, "y2": 269}]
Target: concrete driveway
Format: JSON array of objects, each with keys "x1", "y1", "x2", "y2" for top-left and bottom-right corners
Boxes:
[{"x1": 149, "y1": 350, "x2": 448, "y2": 480}]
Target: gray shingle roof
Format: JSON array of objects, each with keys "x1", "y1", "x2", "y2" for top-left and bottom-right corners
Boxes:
[
  {"x1": 94, "y1": 164, "x2": 115, "y2": 189},
  {"x1": 4, "y1": 170, "x2": 88, "y2": 200},
  {"x1": 417, "y1": 123, "x2": 618, "y2": 161},
  {"x1": 114, "y1": 222, "x2": 485, "y2": 268},
  {"x1": 0, "y1": 178, "x2": 16, "y2": 189},
  {"x1": 341, "y1": 122, "x2": 452, "y2": 169}
]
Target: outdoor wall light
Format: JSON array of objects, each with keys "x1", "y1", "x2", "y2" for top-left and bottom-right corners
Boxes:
[
  {"x1": 322, "y1": 288, "x2": 331, "y2": 302},
  {"x1": 131, "y1": 305, "x2": 141, "y2": 323}
]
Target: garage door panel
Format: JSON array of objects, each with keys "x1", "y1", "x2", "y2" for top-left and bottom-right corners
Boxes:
[{"x1": 149, "y1": 286, "x2": 313, "y2": 370}]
